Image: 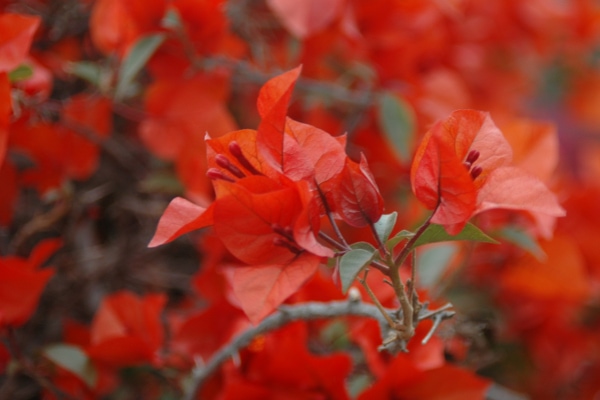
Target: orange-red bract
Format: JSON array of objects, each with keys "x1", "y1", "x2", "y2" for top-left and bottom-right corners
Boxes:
[
  {"x1": 139, "y1": 74, "x2": 236, "y2": 161},
  {"x1": 358, "y1": 354, "x2": 491, "y2": 400},
  {"x1": 217, "y1": 321, "x2": 352, "y2": 399},
  {"x1": 285, "y1": 118, "x2": 347, "y2": 184},
  {"x1": 227, "y1": 253, "x2": 321, "y2": 324},
  {"x1": 324, "y1": 154, "x2": 384, "y2": 227},
  {"x1": 60, "y1": 94, "x2": 113, "y2": 179},
  {"x1": 499, "y1": 235, "x2": 589, "y2": 303},
  {"x1": 0, "y1": 13, "x2": 40, "y2": 72},
  {"x1": 214, "y1": 177, "x2": 304, "y2": 265},
  {"x1": 87, "y1": 291, "x2": 167, "y2": 368},
  {"x1": 411, "y1": 109, "x2": 565, "y2": 234},
  {"x1": 0, "y1": 161, "x2": 17, "y2": 226},
  {"x1": 8, "y1": 94, "x2": 112, "y2": 193},
  {"x1": 172, "y1": 299, "x2": 248, "y2": 361},
  {"x1": 89, "y1": 0, "x2": 166, "y2": 55},
  {"x1": 266, "y1": 0, "x2": 345, "y2": 38},
  {"x1": 0, "y1": 72, "x2": 9, "y2": 167},
  {"x1": 148, "y1": 197, "x2": 213, "y2": 248},
  {"x1": 256, "y1": 66, "x2": 303, "y2": 177},
  {"x1": 215, "y1": 176, "x2": 331, "y2": 263},
  {"x1": 0, "y1": 238, "x2": 60, "y2": 327}
]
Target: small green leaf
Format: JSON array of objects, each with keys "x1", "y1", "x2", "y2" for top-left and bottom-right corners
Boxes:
[
  {"x1": 376, "y1": 92, "x2": 416, "y2": 163},
  {"x1": 115, "y1": 33, "x2": 166, "y2": 100},
  {"x1": 386, "y1": 230, "x2": 414, "y2": 251},
  {"x1": 320, "y1": 320, "x2": 350, "y2": 349},
  {"x1": 497, "y1": 227, "x2": 546, "y2": 260},
  {"x1": 138, "y1": 171, "x2": 184, "y2": 194},
  {"x1": 43, "y1": 344, "x2": 97, "y2": 387},
  {"x1": 67, "y1": 61, "x2": 104, "y2": 86},
  {"x1": 373, "y1": 212, "x2": 397, "y2": 243},
  {"x1": 348, "y1": 373, "x2": 373, "y2": 398},
  {"x1": 8, "y1": 64, "x2": 33, "y2": 82},
  {"x1": 161, "y1": 8, "x2": 183, "y2": 30},
  {"x1": 340, "y1": 249, "x2": 375, "y2": 294},
  {"x1": 418, "y1": 243, "x2": 459, "y2": 289},
  {"x1": 350, "y1": 241, "x2": 377, "y2": 253},
  {"x1": 413, "y1": 223, "x2": 498, "y2": 248}
]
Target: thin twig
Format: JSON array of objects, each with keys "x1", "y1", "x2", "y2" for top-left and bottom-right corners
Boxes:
[
  {"x1": 417, "y1": 302, "x2": 454, "y2": 321},
  {"x1": 422, "y1": 313, "x2": 445, "y2": 344},
  {"x1": 316, "y1": 186, "x2": 349, "y2": 247},
  {"x1": 389, "y1": 267, "x2": 414, "y2": 339},
  {"x1": 408, "y1": 250, "x2": 416, "y2": 304},
  {"x1": 318, "y1": 231, "x2": 346, "y2": 251},
  {"x1": 358, "y1": 271, "x2": 398, "y2": 329},
  {"x1": 393, "y1": 212, "x2": 435, "y2": 266}
]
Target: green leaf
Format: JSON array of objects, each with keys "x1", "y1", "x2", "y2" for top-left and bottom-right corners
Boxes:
[
  {"x1": 138, "y1": 170, "x2": 184, "y2": 194},
  {"x1": 43, "y1": 344, "x2": 97, "y2": 387},
  {"x1": 497, "y1": 227, "x2": 546, "y2": 260},
  {"x1": 418, "y1": 243, "x2": 458, "y2": 289},
  {"x1": 161, "y1": 8, "x2": 183, "y2": 30},
  {"x1": 339, "y1": 249, "x2": 375, "y2": 294},
  {"x1": 413, "y1": 223, "x2": 498, "y2": 248},
  {"x1": 348, "y1": 373, "x2": 373, "y2": 398},
  {"x1": 115, "y1": 33, "x2": 166, "y2": 100},
  {"x1": 320, "y1": 320, "x2": 350, "y2": 349},
  {"x1": 350, "y1": 241, "x2": 377, "y2": 253},
  {"x1": 8, "y1": 64, "x2": 33, "y2": 82},
  {"x1": 386, "y1": 229, "x2": 414, "y2": 251},
  {"x1": 376, "y1": 92, "x2": 416, "y2": 163},
  {"x1": 67, "y1": 61, "x2": 104, "y2": 86},
  {"x1": 373, "y1": 212, "x2": 397, "y2": 243}
]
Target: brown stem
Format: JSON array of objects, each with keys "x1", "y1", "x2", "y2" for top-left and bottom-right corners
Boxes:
[
  {"x1": 318, "y1": 189, "x2": 349, "y2": 247},
  {"x1": 358, "y1": 271, "x2": 398, "y2": 329},
  {"x1": 386, "y1": 208, "x2": 438, "y2": 339},
  {"x1": 393, "y1": 211, "x2": 435, "y2": 266},
  {"x1": 318, "y1": 231, "x2": 345, "y2": 251},
  {"x1": 389, "y1": 268, "x2": 414, "y2": 338}
]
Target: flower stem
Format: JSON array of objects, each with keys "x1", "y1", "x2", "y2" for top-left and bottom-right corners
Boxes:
[
  {"x1": 387, "y1": 208, "x2": 437, "y2": 339},
  {"x1": 393, "y1": 212, "x2": 434, "y2": 266},
  {"x1": 358, "y1": 271, "x2": 398, "y2": 329}
]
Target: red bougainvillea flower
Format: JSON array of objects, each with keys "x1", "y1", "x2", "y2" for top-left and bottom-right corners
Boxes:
[
  {"x1": 358, "y1": 353, "x2": 491, "y2": 400},
  {"x1": 0, "y1": 239, "x2": 60, "y2": 328},
  {"x1": 213, "y1": 321, "x2": 351, "y2": 400},
  {"x1": 8, "y1": 94, "x2": 112, "y2": 194},
  {"x1": 0, "y1": 72, "x2": 9, "y2": 168},
  {"x1": 150, "y1": 175, "x2": 330, "y2": 323},
  {"x1": 266, "y1": 0, "x2": 345, "y2": 39},
  {"x1": 0, "y1": 12, "x2": 40, "y2": 166},
  {"x1": 0, "y1": 13, "x2": 40, "y2": 73},
  {"x1": 253, "y1": 66, "x2": 383, "y2": 226},
  {"x1": 87, "y1": 291, "x2": 166, "y2": 368},
  {"x1": 89, "y1": 0, "x2": 166, "y2": 56},
  {"x1": 322, "y1": 154, "x2": 384, "y2": 227},
  {"x1": 149, "y1": 66, "x2": 385, "y2": 322},
  {"x1": 411, "y1": 109, "x2": 565, "y2": 235}
]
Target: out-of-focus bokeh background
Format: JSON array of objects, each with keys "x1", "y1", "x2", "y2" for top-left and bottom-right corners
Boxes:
[{"x1": 1, "y1": 1, "x2": 600, "y2": 399}]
